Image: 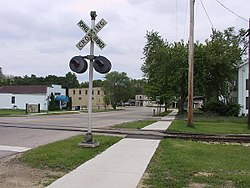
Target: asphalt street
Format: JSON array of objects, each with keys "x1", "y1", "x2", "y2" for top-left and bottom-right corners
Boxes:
[{"x1": 0, "y1": 107, "x2": 155, "y2": 158}]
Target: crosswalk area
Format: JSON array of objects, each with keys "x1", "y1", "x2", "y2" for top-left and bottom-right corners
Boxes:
[{"x1": 0, "y1": 145, "x2": 31, "y2": 159}]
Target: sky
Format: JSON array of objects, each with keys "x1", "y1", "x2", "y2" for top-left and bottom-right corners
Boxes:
[{"x1": 0, "y1": 0, "x2": 249, "y2": 82}]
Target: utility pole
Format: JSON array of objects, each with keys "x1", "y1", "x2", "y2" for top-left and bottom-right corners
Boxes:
[
  {"x1": 248, "y1": 18, "x2": 250, "y2": 129},
  {"x1": 187, "y1": 0, "x2": 195, "y2": 127}
]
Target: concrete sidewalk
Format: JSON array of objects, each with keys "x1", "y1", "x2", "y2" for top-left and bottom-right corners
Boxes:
[
  {"x1": 46, "y1": 109, "x2": 178, "y2": 188},
  {"x1": 47, "y1": 138, "x2": 160, "y2": 188},
  {"x1": 141, "y1": 109, "x2": 178, "y2": 131}
]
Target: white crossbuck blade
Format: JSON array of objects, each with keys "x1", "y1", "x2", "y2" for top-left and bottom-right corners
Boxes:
[{"x1": 76, "y1": 18, "x2": 107, "y2": 50}]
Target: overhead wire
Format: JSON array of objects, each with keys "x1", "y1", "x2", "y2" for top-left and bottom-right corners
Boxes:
[
  {"x1": 200, "y1": 0, "x2": 214, "y2": 29},
  {"x1": 176, "y1": 0, "x2": 178, "y2": 41},
  {"x1": 182, "y1": 0, "x2": 189, "y2": 42},
  {"x1": 215, "y1": 0, "x2": 248, "y2": 22}
]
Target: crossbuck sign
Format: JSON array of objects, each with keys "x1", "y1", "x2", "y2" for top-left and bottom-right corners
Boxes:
[{"x1": 76, "y1": 18, "x2": 107, "y2": 50}]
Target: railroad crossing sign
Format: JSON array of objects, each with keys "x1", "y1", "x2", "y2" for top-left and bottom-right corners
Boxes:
[{"x1": 76, "y1": 18, "x2": 107, "y2": 50}]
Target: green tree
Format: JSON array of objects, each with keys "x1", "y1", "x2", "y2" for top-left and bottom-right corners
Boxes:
[
  {"x1": 142, "y1": 28, "x2": 246, "y2": 113},
  {"x1": 48, "y1": 93, "x2": 56, "y2": 111},
  {"x1": 141, "y1": 31, "x2": 188, "y2": 112},
  {"x1": 194, "y1": 27, "x2": 247, "y2": 102},
  {"x1": 64, "y1": 72, "x2": 79, "y2": 88},
  {"x1": 102, "y1": 71, "x2": 132, "y2": 109},
  {"x1": 103, "y1": 95, "x2": 111, "y2": 109},
  {"x1": 130, "y1": 79, "x2": 146, "y2": 97},
  {"x1": 0, "y1": 67, "x2": 5, "y2": 86}
]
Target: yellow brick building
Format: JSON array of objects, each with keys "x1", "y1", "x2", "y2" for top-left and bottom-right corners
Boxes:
[{"x1": 68, "y1": 87, "x2": 105, "y2": 110}]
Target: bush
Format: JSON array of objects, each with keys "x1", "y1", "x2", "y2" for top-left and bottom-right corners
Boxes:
[{"x1": 202, "y1": 100, "x2": 240, "y2": 117}]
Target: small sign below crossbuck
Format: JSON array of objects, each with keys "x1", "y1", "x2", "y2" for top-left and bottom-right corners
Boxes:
[{"x1": 76, "y1": 18, "x2": 107, "y2": 50}]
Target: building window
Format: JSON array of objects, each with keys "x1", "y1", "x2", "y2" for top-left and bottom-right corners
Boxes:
[
  {"x1": 55, "y1": 92, "x2": 60, "y2": 95},
  {"x1": 11, "y1": 96, "x2": 15, "y2": 104},
  {"x1": 246, "y1": 97, "x2": 249, "y2": 110},
  {"x1": 79, "y1": 97, "x2": 82, "y2": 100},
  {"x1": 98, "y1": 90, "x2": 100, "y2": 95},
  {"x1": 85, "y1": 90, "x2": 88, "y2": 95},
  {"x1": 73, "y1": 90, "x2": 76, "y2": 95},
  {"x1": 79, "y1": 90, "x2": 82, "y2": 95},
  {"x1": 92, "y1": 90, "x2": 94, "y2": 95},
  {"x1": 246, "y1": 79, "x2": 249, "y2": 90}
]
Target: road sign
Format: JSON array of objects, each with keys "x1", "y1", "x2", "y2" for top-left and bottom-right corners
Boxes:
[{"x1": 76, "y1": 18, "x2": 107, "y2": 50}]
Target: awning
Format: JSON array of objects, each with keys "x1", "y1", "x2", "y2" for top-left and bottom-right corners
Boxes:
[{"x1": 55, "y1": 95, "x2": 69, "y2": 102}]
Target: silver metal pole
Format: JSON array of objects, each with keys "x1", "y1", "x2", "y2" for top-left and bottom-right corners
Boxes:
[
  {"x1": 248, "y1": 18, "x2": 250, "y2": 129},
  {"x1": 87, "y1": 11, "x2": 96, "y2": 138}
]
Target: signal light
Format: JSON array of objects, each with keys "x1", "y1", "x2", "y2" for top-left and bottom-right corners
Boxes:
[
  {"x1": 69, "y1": 56, "x2": 88, "y2": 73},
  {"x1": 93, "y1": 56, "x2": 112, "y2": 74}
]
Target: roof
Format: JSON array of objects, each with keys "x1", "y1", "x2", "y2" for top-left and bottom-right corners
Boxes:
[
  {"x1": 238, "y1": 62, "x2": 248, "y2": 69},
  {"x1": 0, "y1": 85, "x2": 48, "y2": 94}
]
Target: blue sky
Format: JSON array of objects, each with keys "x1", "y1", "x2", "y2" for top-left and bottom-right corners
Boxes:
[{"x1": 0, "y1": 0, "x2": 249, "y2": 82}]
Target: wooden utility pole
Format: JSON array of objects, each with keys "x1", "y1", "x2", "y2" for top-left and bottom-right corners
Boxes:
[
  {"x1": 248, "y1": 18, "x2": 250, "y2": 129},
  {"x1": 187, "y1": 0, "x2": 195, "y2": 127}
]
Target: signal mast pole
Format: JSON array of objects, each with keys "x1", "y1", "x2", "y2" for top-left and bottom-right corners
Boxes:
[{"x1": 248, "y1": 18, "x2": 250, "y2": 129}]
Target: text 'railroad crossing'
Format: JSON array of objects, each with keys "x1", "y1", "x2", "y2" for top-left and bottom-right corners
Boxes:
[{"x1": 76, "y1": 18, "x2": 107, "y2": 50}]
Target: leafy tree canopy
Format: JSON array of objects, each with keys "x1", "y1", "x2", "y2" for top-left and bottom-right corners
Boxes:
[{"x1": 141, "y1": 27, "x2": 247, "y2": 112}]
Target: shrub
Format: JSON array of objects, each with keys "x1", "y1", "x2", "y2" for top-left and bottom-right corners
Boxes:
[{"x1": 202, "y1": 100, "x2": 240, "y2": 116}]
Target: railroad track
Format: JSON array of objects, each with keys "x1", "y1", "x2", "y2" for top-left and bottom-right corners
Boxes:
[
  {"x1": 0, "y1": 123, "x2": 249, "y2": 143},
  {"x1": 163, "y1": 131, "x2": 250, "y2": 143},
  {"x1": 94, "y1": 128, "x2": 250, "y2": 143}
]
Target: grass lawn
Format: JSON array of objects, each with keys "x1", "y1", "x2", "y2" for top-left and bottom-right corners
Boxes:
[
  {"x1": 111, "y1": 120, "x2": 157, "y2": 129},
  {"x1": 143, "y1": 139, "x2": 250, "y2": 188},
  {"x1": 158, "y1": 110, "x2": 173, "y2": 117},
  {"x1": 168, "y1": 120, "x2": 250, "y2": 134},
  {"x1": 20, "y1": 135, "x2": 121, "y2": 172},
  {"x1": 177, "y1": 111, "x2": 247, "y2": 124},
  {"x1": 0, "y1": 109, "x2": 26, "y2": 116}
]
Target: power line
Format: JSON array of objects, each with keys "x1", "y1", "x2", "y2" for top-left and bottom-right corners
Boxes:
[
  {"x1": 200, "y1": 0, "x2": 214, "y2": 29},
  {"x1": 183, "y1": 0, "x2": 189, "y2": 41},
  {"x1": 215, "y1": 0, "x2": 248, "y2": 22}
]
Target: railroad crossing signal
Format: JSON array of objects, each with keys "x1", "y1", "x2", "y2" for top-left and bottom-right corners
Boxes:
[
  {"x1": 69, "y1": 11, "x2": 111, "y2": 147},
  {"x1": 76, "y1": 18, "x2": 107, "y2": 50}
]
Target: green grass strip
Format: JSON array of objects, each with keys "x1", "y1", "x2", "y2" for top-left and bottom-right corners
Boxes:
[
  {"x1": 168, "y1": 120, "x2": 250, "y2": 134},
  {"x1": 0, "y1": 109, "x2": 26, "y2": 116},
  {"x1": 144, "y1": 139, "x2": 250, "y2": 188},
  {"x1": 111, "y1": 120, "x2": 157, "y2": 129},
  {"x1": 20, "y1": 135, "x2": 121, "y2": 172}
]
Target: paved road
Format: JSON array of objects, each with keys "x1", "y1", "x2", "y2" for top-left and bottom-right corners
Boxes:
[{"x1": 0, "y1": 107, "x2": 155, "y2": 158}]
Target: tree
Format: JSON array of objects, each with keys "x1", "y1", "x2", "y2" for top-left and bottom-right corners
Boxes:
[
  {"x1": 194, "y1": 28, "x2": 247, "y2": 102},
  {"x1": 141, "y1": 31, "x2": 188, "y2": 112},
  {"x1": 64, "y1": 72, "x2": 79, "y2": 88},
  {"x1": 130, "y1": 79, "x2": 146, "y2": 97},
  {"x1": 48, "y1": 93, "x2": 56, "y2": 111},
  {"x1": 0, "y1": 67, "x2": 5, "y2": 86},
  {"x1": 103, "y1": 95, "x2": 111, "y2": 109},
  {"x1": 102, "y1": 71, "x2": 132, "y2": 109},
  {"x1": 141, "y1": 28, "x2": 247, "y2": 113},
  {"x1": 66, "y1": 97, "x2": 72, "y2": 110},
  {"x1": 0, "y1": 67, "x2": 4, "y2": 79}
]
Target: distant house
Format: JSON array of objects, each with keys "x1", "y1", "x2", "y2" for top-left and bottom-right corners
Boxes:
[
  {"x1": 135, "y1": 95, "x2": 152, "y2": 107},
  {"x1": 0, "y1": 84, "x2": 67, "y2": 111},
  {"x1": 238, "y1": 62, "x2": 249, "y2": 115},
  {"x1": 68, "y1": 87, "x2": 105, "y2": 110}
]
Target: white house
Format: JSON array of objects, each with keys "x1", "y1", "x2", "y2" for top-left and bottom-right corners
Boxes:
[
  {"x1": 135, "y1": 95, "x2": 152, "y2": 107},
  {"x1": 0, "y1": 84, "x2": 67, "y2": 111},
  {"x1": 238, "y1": 62, "x2": 248, "y2": 115}
]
